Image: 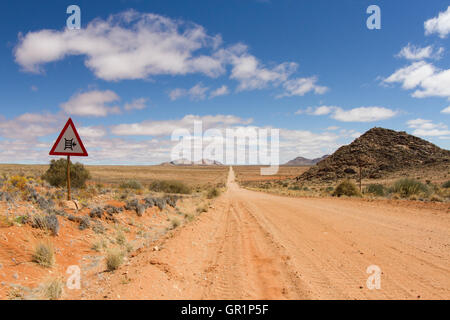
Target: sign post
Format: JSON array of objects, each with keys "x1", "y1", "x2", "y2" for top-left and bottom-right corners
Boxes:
[{"x1": 49, "y1": 118, "x2": 88, "y2": 201}]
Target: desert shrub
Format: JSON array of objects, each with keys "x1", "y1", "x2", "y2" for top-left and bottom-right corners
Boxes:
[
  {"x1": 116, "y1": 231, "x2": 126, "y2": 246},
  {"x1": 364, "y1": 184, "x2": 385, "y2": 197},
  {"x1": 442, "y1": 180, "x2": 450, "y2": 188},
  {"x1": 196, "y1": 204, "x2": 208, "y2": 213},
  {"x1": 171, "y1": 218, "x2": 181, "y2": 229},
  {"x1": 125, "y1": 198, "x2": 139, "y2": 211},
  {"x1": 430, "y1": 195, "x2": 443, "y2": 202},
  {"x1": 78, "y1": 216, "x2": 91, "y2": 230},
  {"x1": 154, "y1": 198, "x2": 166, "y2": 210},
  {"x1": 92, "y1": 238, "x2": 108, "y2": 252},
  {"x1": 89, "y1": 207, "x2": 103, "y2": 219},
  {"x1": 165, "y1": 195, "x2": 179, "y2": 208},
  {"x1": 31, "y1": 214, "x2": 59, "y2": 236},
  {"x1": 390, "y1": 179, "x2": 428, "y2": 198},
  {"x1": 42, "y1": 159, "x2": 90, "y2": 189},
  {"x1": 206, "y1": 187, "x2": 220, "y2": 199},
  {"x1": 106, "y1": 249, "x2": 124, "y2": 271},
  {"x1": 119, "y1": 180, "x2": 142, "y2": 190},
  {"x1": 42, "y1": 278, "x2": 63, "y2": 300},
  {"x1": 149, "y1": 180, "x2": 192, "y2": 194},
  {"x1": 7, "y1": 175, "x2": 28, "y2": 191},
  {"x1": 32, "y1": 241, "x2": 54, "y2": 267},
  {"x1": 332, "y1": 180, "x2": 361, "y2": 197},
  {"x1": 7, "y1": 287, "x2": 24, "y2": 300}
]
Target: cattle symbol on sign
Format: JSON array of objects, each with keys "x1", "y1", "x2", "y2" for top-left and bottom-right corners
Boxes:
[{"x1": 49, "y1": 118, "x2": 88, "y2": 201}]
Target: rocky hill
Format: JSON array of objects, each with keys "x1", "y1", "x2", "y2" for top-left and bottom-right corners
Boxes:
[
  {"x1": 297, "y1": 127, "x2": 450, "y2": 182},
  {"x1": 285, "y1": 155, "x2": 329, "y2": 166}
]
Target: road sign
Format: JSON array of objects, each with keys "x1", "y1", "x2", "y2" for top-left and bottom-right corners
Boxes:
[
  {"x1": 49, "y1": 118, "x2": 88, "y2": 156},
  {"x1": 49, "y1": 118, "x2": 88, "y2": 201}
]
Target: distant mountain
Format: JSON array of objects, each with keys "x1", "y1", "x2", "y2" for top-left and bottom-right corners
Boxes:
[
  {"x1": 284, "y1": 155, "x2": 329, "y2": 166},
  {"x1": 297, "y1": 127, "x2": 450, "y2": 182},
  {"x1": 161, "y1": 158, "x2": 223, "y2": 166}
]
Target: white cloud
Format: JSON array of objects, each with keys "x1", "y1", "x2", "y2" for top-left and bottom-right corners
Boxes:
[
  {"x1": 332, "y1": 106, "x2": 397, "y2": 122},
  {"x1": 169, "y1": 88, "x2": 187, "y2": 101},
  {"x1": 78, "y1": 126, "x2": 107, "y2": 138},
  {"x1": 14, "y1": 10, "x2": 328, "y2": 98},
  {"x1": 425, "y1": 6, "x2": 450, "y2": 38},
  {"x1": 407, "y1": 118, "x2": 450, "y2": 137},
  {"x1": 278, "y1": 77, "x2": 328, "y2": 98},
  {"x1": 227, "y1": 48, "x2": 298, "y2": 91},
  {"x1": 210, "y1": 85, "x2": 229, "y2": 98},
  {"x1": 384, "y1": 61, "x2": 450, "y2": 98},
  {"x1": 441, "y1": 106, "x2": 450, "y2": 114},
  {"x1": 188, "y1": 83, "x2": 209, "y2": 100},
  {"x1": 169, "y1": 83, "x2": 209, "y2": 101},
  {"x1": 296, "y1": 106, "x2": 396, "y2": 122},
  {"x1": 396, "y1": 43, "x2": 443, "y2": 60},
  {"x1": 15, "y1": 11, "x2": 225, "y2": 80},
  {"x1": 124, "y1": 98, "x2": 147, "y2": 111},
  {"x1": 0, "y1": 112, "x2": 61, "y2": 139},
  {"x1": 60, "y1": 90, "x2": 121, "y2": 117},
  {"x1": 110, "y1": 114, "x2": 252, "y2": 136}
]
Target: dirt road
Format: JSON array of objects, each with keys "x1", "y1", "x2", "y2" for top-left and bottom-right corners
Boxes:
[{"x1": 83, "y1": 167, "x2": 450, "y2": 299}]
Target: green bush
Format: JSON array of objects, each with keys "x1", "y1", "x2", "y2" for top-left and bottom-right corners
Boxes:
[
  {"x1": 390, "y1": 178, "x2": 428, "y2": 198},
  {"x1": 119, "y1": 180, "x2": 142, "y2": 190},
  {"x1": 442, "y1": 180, "x2": 450, "y2": 188},
  {"x1": 364, "y1": 184, "x2": 385, "y2": 196},
  {"x1": 42, "y1": 159, "x2": 90, "y2": 189},
  {"x1": 149, "y1": 180, "x2": 192, "y2": 194},
  {"x1": 332, "y1": 180, "x2": 361, "y2": 197}
]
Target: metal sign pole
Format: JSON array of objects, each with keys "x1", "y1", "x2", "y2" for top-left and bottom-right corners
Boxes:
[{"x1": 67, "y1": 155, "x2": 71, "y2": 200}]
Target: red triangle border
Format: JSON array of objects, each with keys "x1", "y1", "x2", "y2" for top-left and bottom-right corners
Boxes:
[{"x1": 49, "y1": 118, "x2": 88, "y2": 156}]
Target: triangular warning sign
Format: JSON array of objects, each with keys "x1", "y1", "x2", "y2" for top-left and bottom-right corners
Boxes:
[{"x1": 49, "y1": 118, "x2": 88, "y2": 156}]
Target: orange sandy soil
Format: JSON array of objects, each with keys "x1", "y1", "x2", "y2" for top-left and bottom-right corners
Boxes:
[
  {"x1": 0, "y1": 195, "x2": 204, "y2": 300},
  {"x1": 1, "y1": 167, "x2": 449, "y2": 300},
  {"x1": 75, "y1": 168, "x2": 449, "y2": 300}
]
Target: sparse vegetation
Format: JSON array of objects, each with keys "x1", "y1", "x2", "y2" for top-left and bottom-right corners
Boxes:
[
  {"x1": 171, "y1": 218, "x2": 181, "y2": 229},
  {"x1": 32, "y1": 241, "x2": 55, "y2": 267},
  {"x1": 196, "y1": 204, "x2": 208, "y2": 213},
  {"x1": 149, "y1": 180, "x2": 192, "y2": 194},
  {"x1": 364, "y1": 184, "x2": 385, "y2": 197},
  {"x1": 119, "y1": 180, "x2": 142, "y2": 190},
  {"x1": 42, "y1": 278, "x2": 63, "y2": 300},
  {"x1": 31, "y1": 214, "x2": 59, "y2": 236},
  {"x1": 206, "y1": 187, "x2": 220, "y2": 199},
  {"x1": 116, "y1": 231, "x2": 126, "y2": 246},
  {"x1": 92, "y1": 238, "x2": 108, "y2": 252},
  {"x1": 42, "y1": 159, "x2": 90, "y2": 188},
  {"x1": 106, "y1": 248, "x2": 124, "y2": 271},
  {"x1": 7, "y1": 287, "x2": 24, "y2": 300},
  {"x1": 332, "y1": 180, "x2": 361, "y2": 197},
  {"x1": 390, "y1": 178, "x2": 428, "y2": 198},
  {"x1": 442, "y1": 180, "x2": 450, "y2": 188}
]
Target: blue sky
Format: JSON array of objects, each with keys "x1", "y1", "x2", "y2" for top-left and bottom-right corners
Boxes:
[{"x1": 0, "y1": 0, "x2": 449, "y2": 164}]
